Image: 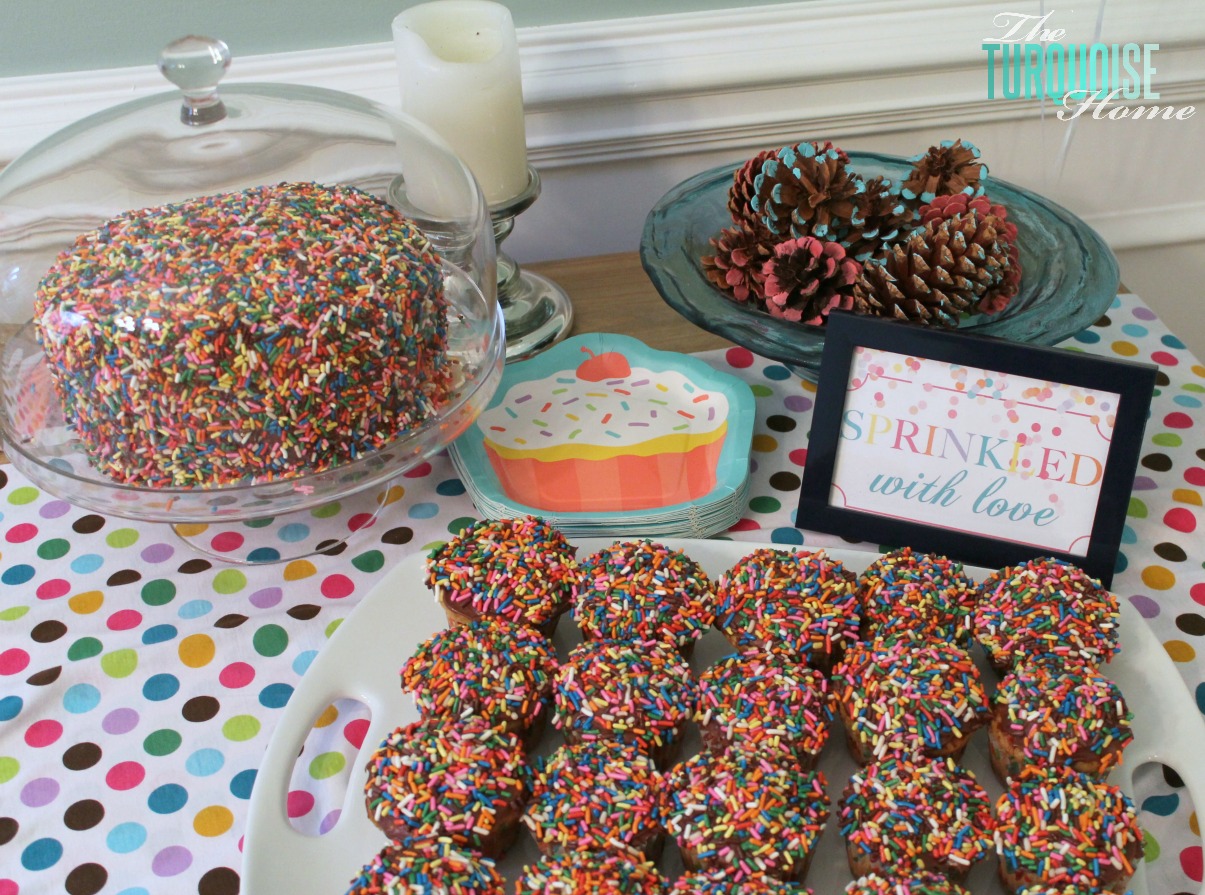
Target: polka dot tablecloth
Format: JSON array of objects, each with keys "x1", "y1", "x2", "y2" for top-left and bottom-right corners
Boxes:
[{"x1": 0, "y1": 292, "x2": 1202, "y2": 895}]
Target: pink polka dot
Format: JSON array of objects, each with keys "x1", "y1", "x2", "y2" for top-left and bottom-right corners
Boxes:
[
  {"x1": 287, "y1": 789, "x2": 315, "y2": 818},
  {"x1": 320, "y1": 574, "x2": 354, "y2": 599},
  {"x1": 210, "y1": 531, "x2": 245, "y2": 553},
  {"x1": 344, "y1": 718, "x2": 370, "y2": 749},
  {"x1": 5, "y1": 523, "x2": 38, "y2": 543},
  {"x1": 0, "y1": 878, "x2": 18, "y2": 895},
  {"x1": 1164, "y1": 411, "x2": 1193, "y2": 429},
  {"x1": 107, "y1": 609, "x2": 143, "y2": 631},
  {"x1": 1191, "y1": 582, "x2": 1205, "y2": 607},
  {"x1": 24, "y1": 719, "x2": 63, "y2": 747},
  {"x1": 347, "y1": 513, "x2": 376, "y2": 532},
  {"x1": 0, "y1": 648, "x2": 31, "y2": 675},
  {"x1": 1181, "y1": 844, "x2": 1203, "y2": 882},
  {"x1": 106, "y1": 760, "x2": 146, "y2": 791},
  {"x1": 1164, "y1": 507, "x2": 1197, "y2": 533},
  {"x1": 36, "y1": 579, "x2": 71, "y2": 600},
  {"x1": 1185, "y1": 467, "x2": 1205, "y2": 486},
  {"x1": 403, "y1": 462, "x2": 432, "y2": 479},
  {"x1": 728, "y1": 518, "x2": 761, "y2": 532},
  {"x1": 1151, "y1": 350, "x2": 1179, "y2": 366},
  {"x1": 788, "y1": 448, "x2": 808, "y2": 467},
  {"x1": 725, "y1": 346, "x2": 755, "y2": 368},
  {"x1": 219, "y1": 662, "x2": 256, "y2": 689}
]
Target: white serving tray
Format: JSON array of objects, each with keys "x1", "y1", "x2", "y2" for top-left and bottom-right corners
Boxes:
[{"x1": 243, "y1": 539, "x2": 1205, "y2": 895}]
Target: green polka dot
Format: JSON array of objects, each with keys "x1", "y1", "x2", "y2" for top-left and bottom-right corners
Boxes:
[
  {"x1": 1152, "y1": 433, "x2": 1183, "y2": 447},
  {"x1": 308, "y1": 752, "x2": 347, "y2": 780},
  {"x1": 68, "y1": 636, "x2": 103, "y2": 661},
  {"x1": 7, "y1": 487, "x2": 39, "y2": 505},
  {"x1": 222, "y1": 715, "x2": 261, "y2": 741},
  {"x1": 749, "y1": 384, "x2": 773, "y2": 398},
  {"x1": 252, "y1": 624, "x2": 288, "y2": 657},
  {"x1": 0, "y1": 756, "x2": 19, "y2": 783},
  {"x1": 325, "y1": 618, "x2": 345, "y2": 638},
  {"x1": 243, "y1": 517, "x2": 275, "y2": 529},
  {"x1": 143, "y1": 728, "x2": 183, "y2": 757},
  {"x1": 36, "y1": 538, "x2": 71, "y2": 560},
  {"x1": 105, "y1": 528, "x2": 140, "y2": 549},
  {"x1": 0, "y1": 606, "x2": 30, "y2": 622},
  {"x1": 212, "y1": 570, "x2": 247, "y2": 595},
  {"x1": 1183, "y1": 383, "x2": 1205, "y2": 394},
  {"x1": 311, "y1": 502, "x2": 341, "y2": 519},
  {"x1": 100, "y1": 648, "x2": 138, "y2": 678},
  {"x1": 141, "y1": 579, "x2": 177, "y2": 606},
  {"x1": 1127, "y1": 497, "x2": 1148, "y2": 519},
  {"x1": 748, "y1": 496, "x2": 782, "y2": 514},
  {"x1": 446, "y1": 517, "x2": 476, "y2": 536},
  {"x1": 351, "y1": 550, "x2": 385, "y2": 574},
  {"x1": 1142, "y1": 828, "x2": 1160, "y2": 862}
]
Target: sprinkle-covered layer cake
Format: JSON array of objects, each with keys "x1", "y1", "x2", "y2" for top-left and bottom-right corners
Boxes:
[{"x1": 34, "y1": 181, "x2": 451, "y2": 488}]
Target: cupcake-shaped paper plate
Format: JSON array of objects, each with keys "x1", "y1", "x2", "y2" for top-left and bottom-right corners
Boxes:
[{"x1": 449, "y1": 333, "x2": 754, "y2": 538}]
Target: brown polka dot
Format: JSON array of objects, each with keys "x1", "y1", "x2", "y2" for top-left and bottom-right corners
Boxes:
[
  {"x1": 769, "y1": 471, "x2": 802, "y2": 492},
  {"x1": 381, "y1": 527, "x2": 413, "y2": 546},
  {"x1": 1164, "y1": 764, "x2": 1184, "y2": 787},
  {"x1": 106, "y1": 569, "x2": 142, "y2": 587},
  {"x1": 765, "y1": 414, "x2": 798, "y2": 433},
  {"x1": 182, "y1": 696, "x2": 221, "y2": 723},
  {"x1": 1155, "y1": 542, "x2": 1188, "y2": 563},
  {"x1": 214, "y1": 614, "x2": 248, "y2": 629},
  {"x1": 72, "y1": 514, "x2": 105, "y2": 534},
  {"x1": 287, "y1": 604, "x2": 321, "y2": 621},
  {"x1": 1141, "y1": 453, "x2": 1173, "y2": 472},
  {"x1": 0, "y1": 469, "x2": 7, "y2": 489},
  {"x1": 1093, "y1": 313, "x2": 1111, "y2": 327},
  {"x1": 0, "y1": 816, "x2": 17, "y2": 845},
  {"x1": 63, "y1": 799, "x2": 105, "y2": 831},
  {"x1": 31, "y1": 620, "x2": 68, "y2": 643},
  {"x1": 65, "y1": 863, "x2": 108, "y2": 895},
  {"x1": 316, "y1": 539, "x2": 347, "y2": 556},
  {"x1": 1176, "y1": 612, "x2": 1205, "y2": 637},
  {"x1": 1154, "y1": 370, "x2": 1171, "y2": 387},
  {"x1": 27, "y1": 666, "x2": 62, "y2": 686},
  {"x1": 178, "y1": 558, "x2": 213, "y2": 575},
  {"x1": 198, "y1": 866, "x2": 241, "y2": 895},
  {"x1": 62, "y1": 742, "x2": 103, "y2": 771}
]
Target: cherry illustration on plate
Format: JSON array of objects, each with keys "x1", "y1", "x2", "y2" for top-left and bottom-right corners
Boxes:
[{"x1": 576, "y1": 346, "x2": 631, "y2": 381}]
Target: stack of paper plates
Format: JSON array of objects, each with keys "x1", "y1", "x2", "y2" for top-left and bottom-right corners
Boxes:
[{"x1": 449, "y1": 333, "x2": 755, "y2": 539}]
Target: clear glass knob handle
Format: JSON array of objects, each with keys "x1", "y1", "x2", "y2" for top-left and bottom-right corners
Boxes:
[{"x1": 158, "y1": 35, "x2": 231, "y2": 126}]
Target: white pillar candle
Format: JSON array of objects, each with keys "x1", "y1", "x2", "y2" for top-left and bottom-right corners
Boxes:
[{"x1": 393, "y1": 1, "x2": 530, "y2": 209}]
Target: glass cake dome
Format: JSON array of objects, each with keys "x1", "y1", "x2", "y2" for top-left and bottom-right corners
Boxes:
[{"x1": 0, "y1": 37, "x2": 505, "y2": 556}]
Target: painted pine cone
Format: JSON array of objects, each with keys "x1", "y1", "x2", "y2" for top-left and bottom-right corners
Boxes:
[
  {"x1": 842, "y1": 176, "x2": 917, "y2": 262},
  {"x1": 702, "y1": 224, "x2": 772, "y2": 303},
  {"x1": 728, "y1": 148, "x2": 777, "y2": 239},
  {"x1": 751, "y1": 143, "x2": 864, "y2": 241},
  {"x1": 902, "y1": 139, "x2": 985, "y2": 204},
  {"x1": 761, "y1": 236, "x2": 863, "y2": 325}
]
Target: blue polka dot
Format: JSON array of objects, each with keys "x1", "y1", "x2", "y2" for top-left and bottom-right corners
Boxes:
[
  {"x1": 1161, "y1": 334, "x2": 1186, "y2": 350},
  {"x1": 408, "y1": 502, "x2": 439, "y2": 520},
  {"x1": 230, "y1": 768, "x2": 257, "y2": 800},
  {"x1": 278, "y1": 523, "x2": 311, "y2": 543},
  {"x1": 769, "y1": 527, "x2": 805, "y2": 545},
  {"x1": 147, "y1": 783, "x2": 189, "y2": 814},
  {"x1": 142, "y1": 673, "x2": 180, "y2": 702},
  {"x1": 1120, "y1": 525, "x2": 1138, "y2": 545},
  {"x1": 1072, "y1": 329, "x2": 1101, "y2": 344},
  {"x1": 1114, "y1": 551, "x2": 1128, "y2": 574},
  {"x1": 1173, "y1": 395, "x2": 1202, "y2": 409},
  {"x1": 1141, "y1": 792, "x2": 1180, "y2": 816},
  {"x1": 0, "y1": 694, "x2": 23, "y2": 721},
  {"x1": 293, "y1": 650, "x2": 318, "y2": 676},
  {"x1": 1121, "y1": 323, "x2": 1148, "y2": 338},
  {"x1": 763, "y1": 364, "x2": 792, "y2": 381},
  {"x1": 2, "y1": 564, "x2": 36, "y2": 586},
  {"x1": 247, "y1": 547, "x2": 281, "y2": 563},
  {"x1": 259, "y1": 683, "x2": 294, "y2": 709},
  {"x1": 21, "y1": 836, "x2": 63, "y2": 870},
  {"x1": 62, "y1": 683, "x2": 101, "y2": 714},
  {"x1": 1195, "y1": 681, "x2": 1205, "y2": 715},
  {"x1": 1110, "y1": 295, "x2": 1122, "y2": 309},
  {"x1": 70, "y1": 553, "x2": 105, "y2": 574},
  {"x1": 435, "y1": 479, "x2": 466, "y2": 497},
  {"x1": 142, "y1": 624, "x2": 177, "y2": 645},
  {"x1": 116, "y1": 889, "x2": 151, "y2": 895},
  {"x1": 185, "y1": 748, "x2": 225, "y2": 777},
  {"x1": 106, "y1": 822, "x2": 147, "y2": 854},
  {"x1": 178, "y1": 599, "x2": 213, "y2": 619}
]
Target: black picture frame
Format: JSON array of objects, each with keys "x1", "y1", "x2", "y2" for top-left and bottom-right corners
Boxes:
[{"x1": 796, "y1": 312, "x2": 1157, "y2": 587}]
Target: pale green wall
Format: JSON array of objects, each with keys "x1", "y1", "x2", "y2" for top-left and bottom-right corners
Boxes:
[{"x1": 4, "y1": 1, "x2": 797, "y2": 77}]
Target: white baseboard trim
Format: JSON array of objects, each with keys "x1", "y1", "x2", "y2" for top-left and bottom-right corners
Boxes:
[{"x1": 1085, "y1": 202, "x2": 1205, "y2": 252}]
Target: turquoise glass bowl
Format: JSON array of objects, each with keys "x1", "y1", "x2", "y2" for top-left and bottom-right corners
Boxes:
[{"x1": 641, "y1": 151, "x2": 1119, "y2": 380}]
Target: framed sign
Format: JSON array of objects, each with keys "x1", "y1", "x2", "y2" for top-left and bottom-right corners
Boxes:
[{"x1": 796, "y1": 313, "x2": 1157, "y2": 586}]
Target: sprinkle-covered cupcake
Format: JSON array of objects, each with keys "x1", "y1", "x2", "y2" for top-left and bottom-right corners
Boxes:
[
  {"x1": 844, "y1": 873, "x2": 971, "y2": 895},
  {"x1": 714, "y1": 547, "x2": 860, "y2": 671},
  {"x1": 345, "y1": 839, "x2": 504, "y2": 895},
  {"x1": 669, "y1": 871, "x2": 814, "y2": 894},
  {"x1": 1013, "y1": 883, "x2": 1109, "y2": 895},
  {"x1": 425, "y1": 516, "x2": 581, "y2": 637},
  {"x1": 552, "y1": 637, "x2": 695, "y2": 768},
  {"x1": 988, "y1": 655, "x2": 1134, "y2": 784},
  {"x1": 830, "y1": 635, "x2": 989, "y2": 764},
  {"x1": 973, "y1": 557, "x2": 1120, "y2": 673},
  {"x1": 574, "y1": 539, "x2": 715, "y2": 656},
  {"x1": 523, "y1": 739, "x2": 665, "y2": 859},
  {"x1": 840, "y1": 755, "x2": 996, "y2": 883},
  {"x1": 694, "y1": 649, "x2": 833, "y2": 770},
  {"x1": 994, "y1": 766, "x2": 1143, "y2": 894},
  {"x1": 363, "y1": 716, "x2": 527, "y2": 858},
  {"x1": 513, "y1": 850, "x2": 667, "y2": 895},
  {"x1": 857, "y1": 546, "x2": 976, "y2": 644},
  {"x1": 400, "y1": 616, "x2": 558, "y2": 747},
  {"x1": 664, "y1": 750, "x2": 830, "y2": 883}
]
